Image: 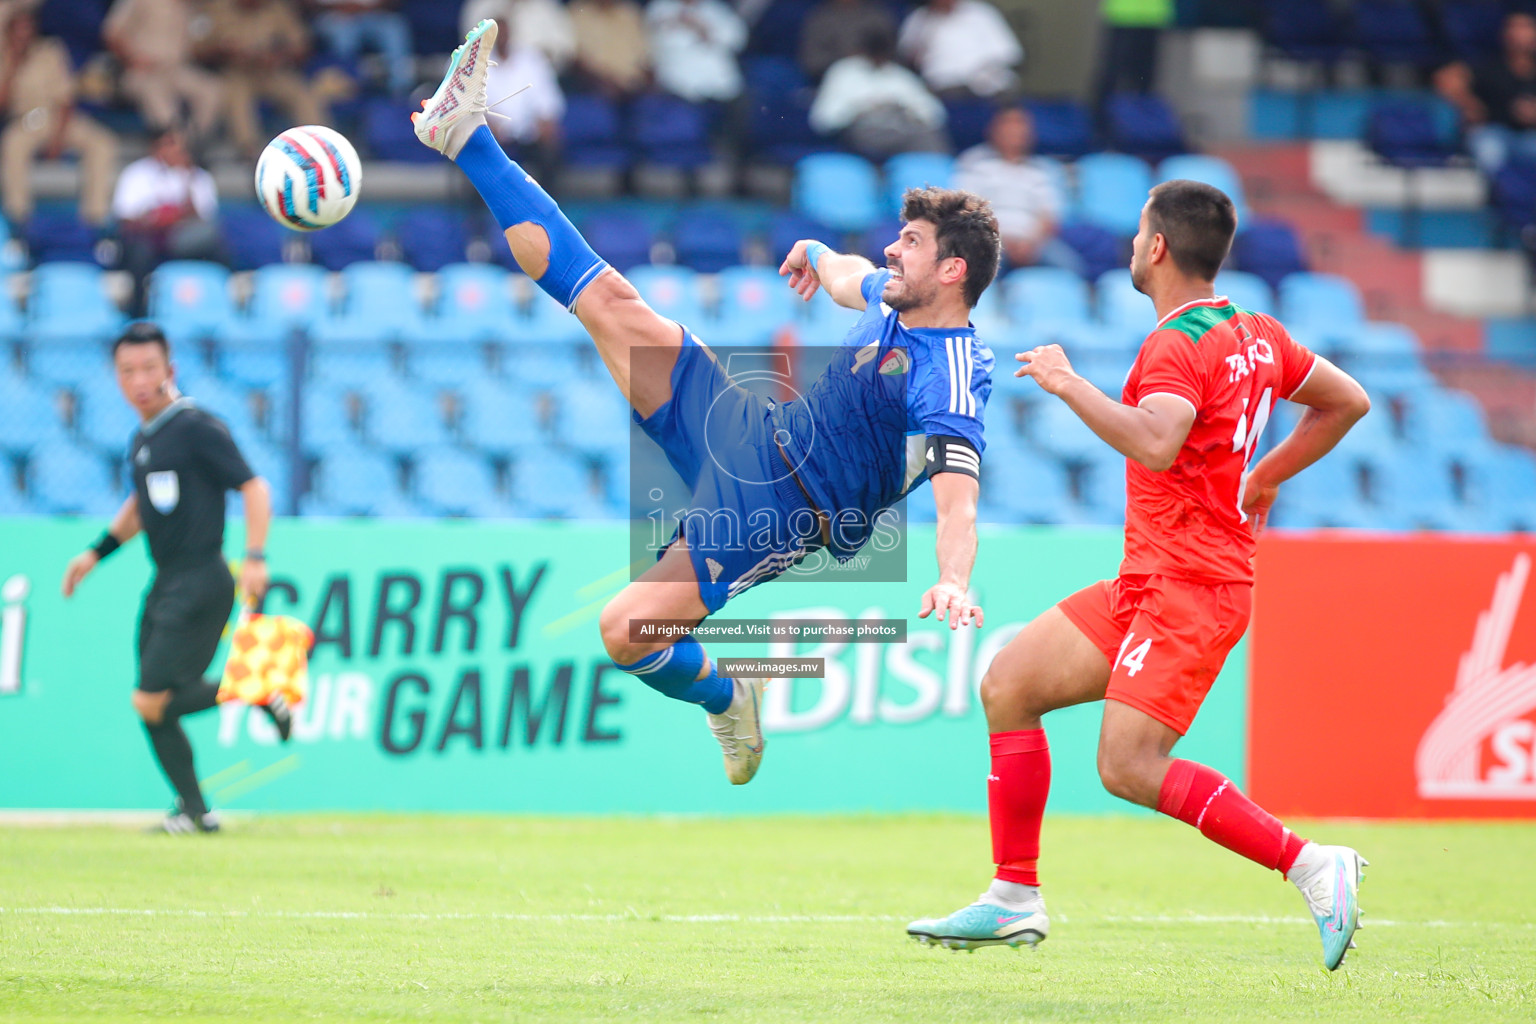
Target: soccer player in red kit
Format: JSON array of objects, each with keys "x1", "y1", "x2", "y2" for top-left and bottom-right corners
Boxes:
[{"x1": 907, "y1": 180, "x2": 1374, "y2": 970}]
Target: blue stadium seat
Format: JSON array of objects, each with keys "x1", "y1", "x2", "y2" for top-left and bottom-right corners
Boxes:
[
  {"x1": 563, "y1": 94, "x2": 632, "y2": 171},
  {"x1": 1075, "y1": 153, "x2": 1153, "y2": 237},
  {"x1": 1095, "y1": 269, "x2": 1155, "y2": 331},
  {"x1": 459, "y1": 377, "x2": 544, "y2": 454},
  {"x1": 1030, "y1": 398, "x2": 1105, "y2": 461},
  {"x1": 25, "y1": 213, "x2": 98, "y2": 264},
  {"x1": 1261, "y1": 0, "x2": 1347, "y2": 63},
  {"x1": 396, "y1": 208, "x2": 469, "y2": 272},
  {"x1": 413, "y1": 446, "x2": 507, "y2": 517},
  {"x1": 220, "y1": 206, "x2": 288, "y2": 271},
  {"x1": 1463, "y1": 444, "x2": 1536, "y2": 530},
  {"x1": 672, "y1": 209, "x2": 744, "y2": 273},
  {"x1": 179, "y1": 376, "x2": 261, "y2": 442},
  {"x1": 0, "y1": 374, "x2": 68, "y2": 454},
  {"x1": 401, "y1": 0, "x2": 461, "y2": 52},
  {"x1": 0, "y1": 277, "x2": 23, "y2": 340},
  {"x1": 554, "y1": 378, "x2": 632, "y2": 459},
  {"x1": 299, "y1": 384, "x2": 363, "y2": 453},
  {"x1": 1080, "y1": 451, "x2": 1127, "y2": 525},
  {"x1": 26, "y1": 438, "x2": 119, "y2": 515},
  {"x1": 37, "y1": 0, "x2": 106, "y2": 67},
  {"x1": 1367, "y1": 98, "x2": 1457, "y2": 167},
  {"x1": 217, "y1": 337, "x2": 293, "y2": 390},
  {"x1": 903, "y1": 480, "x2": 937, "y2": 524},
  {"x1": 748, "y1": 0, "x2": 814, "y2": 57},
  {"x1": 1279, "y1": 272, "x2": 1365, "y2": 334},
  {"x1": 1026, "y1": 99, "x2": 1095, "y2": 159},
  {"x1": 1155, "y1": 154, "x2": 1248, "y2": 221},
  {"x1": 417, "y1": 264, "x2": 519, "y2": 378},
  {"x1": 362, "y1": 98, "x2": 438, "y2": 163},
  {"x1": 238, "y1": 436, "x2": 294, "y2": 514},
  {"x1": 630, "y1": 94, "x2": 713, "y2": 169},
  {"x1": 519, "y1": 291, "x2": 590, "y2": 348},
  {"x1": 312, "y1": 261, "x2": 428, "y2": 345},
  {"x1": 28, "y1": 261, "x2": 123, "y2": 340},
  {"x1": 1371, "y1": 450, "x2": 1462, "y2": 529},
  {"x1": 511, "y1": 449, "x2": 599, "y2": 518},
  {"x1": 793, "y1": 153, "x2": 882, "y2": 233},
  {"x1": 744, "y1": 55, "x2": 809, "y2": 96},
  {"x1": 147, "y1": 261, "x2": 236, "y2": 340},
  {"x1": 1269, "y1": 454, "x2": 1374, "y2": 528},
  {"x1": 884, "y1": 153, "x2": 955, "y2": 215},
  {"x1": 1004, "y1": 267, "x2": 1091, "y2": 325},
  {"x1": 747, "y1": 93, "x2": 828, "y2": 165},
  {"x1": 801, "y1": 288, "x2": 861, "y2": 343},
  {"x1": 857, "y1": 218, "x2": 904, "y2": 266},
  {"x1": 979, "y1": 451, "x2": 1072, "y2": 524},
  {"x1": 308, "y1": 208, "x2": 383, "y2": 270},
  {"x1": 582, "y1": 212, "x2": 654, "y2": 272},
  {"x1": 1400, "y1": 388, "x2": 1493, "y2": 455},
  {"x1": 627, "y1": 265, "x2": 707, "y2": 326},
  {"x1": 307, "y1": 444, "x2": 402, "y2": 516},
  {"x1": 1214, "y1": 271, "x2": 1275, "y2": 315},
  {"x1": 1326, "y1": 399, "x2": 1399, "y2": 465},
  {"x1": 1334, "y1": 319, "x2": 1420, "y2": 359},
  {"x1": 1442, "y1": 1, "x2": 1504, "y2": 63},
  {"x1": 1353, "y1": 0, "x2": 1439, "y2": 67},
  {"x1": 1056, "y1": 222, "x2": 1127, "y2": 281},
  {"x1": 1075, "y1": 352, "x2": 1135, "y2": 396},
  {"x1": 231, "y1": 263, "x2": 332, "y2": 357},
  {"x1": 74, "y1": 374, "x2": 142, "y2": 454},
  {"x1": 1230, "y1": 220, "x2": 1307, "y2": 288},
  {"x1": 944, "y1": 96, "x2": 997, "y2": 153},
  {"x1": 767, "y1": 213, "x2": 833, "y2": 266},
  {"x1": 363, "y1": 379, "x2": 452, "y2": 453},
  {"x1": 1104, "y1": 94, "x2": 1186, "y2": 162},
  {"x1": 711, "y1": 265, "x2": 798, "y2": 345},
  {"x1": 1029, "y1": 317, "x2": 1139, "y2": 359},
  {"x1": 0, "y1": 455, "x2": 29, "y2": 514}
]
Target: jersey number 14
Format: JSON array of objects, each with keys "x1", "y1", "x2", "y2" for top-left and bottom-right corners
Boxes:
[{"x1": 1231, "y1": 386, "x2": 1274, "y2": 523}]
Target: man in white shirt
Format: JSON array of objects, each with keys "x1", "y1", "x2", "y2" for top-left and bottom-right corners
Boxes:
[
  {"x1": 898, "y1": 0, "x2": 1022, "y2": 99},
  {"x1": 112, "y1": 128, "x2": 221, "y2": 315},
  {"x1": 461, "y1": 0, "x2": 575, "y2": 71},
  {"x1": 645, "y1": 0, "x2": 747, "y2": 103},
  {"x1": 484, "y1": 16, "x2": 563, "y2": 177},
  {"x1": 809, "y1": 27, "x2": 946, "y2": 160},
  {"x1": 954, "y1": 106, "x2": 1075, "y2": 271}
]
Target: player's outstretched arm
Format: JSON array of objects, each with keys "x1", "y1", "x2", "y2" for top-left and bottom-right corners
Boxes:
[
  {"x1": 919, "y1": 471, "x2": 984, "y2": 630},
  {"x1": 779, "y1": 239, "x2": 875, "y2": 311},
  {"x1": 1242, "y1": 357, "x2": 1370, "y2": 526},
  {"x1": 62, "y1": 495, "x2": 141, "y2": 597}
]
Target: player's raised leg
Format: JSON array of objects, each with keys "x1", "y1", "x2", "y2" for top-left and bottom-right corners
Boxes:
[
  {"x1": 907, "y1": 607, "x2": 1110, "y2": 950},
  {"x1": 413, "y1": 19, "x2": 681, "y2": 418}
]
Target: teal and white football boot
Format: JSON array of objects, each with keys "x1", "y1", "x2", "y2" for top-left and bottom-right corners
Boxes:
[
  {"x1": 1288, "y1": 843, "x2": 1367, "y2": 970},
  {"x1": 907, "y1": 895, "x2": 1049, "y2": 951}
]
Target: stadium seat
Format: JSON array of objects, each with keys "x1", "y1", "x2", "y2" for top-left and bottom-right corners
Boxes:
[
  {"x1": 24, "y1": 212, "x2": 98, "y2": 264},
  {"x1": 220, "y1": 205, "x2": 288, "y2": 271},
  {"x1": 627, "y1": 265, "x2": 707, "y2": 326},
  {"x1": 0, "y1": 277, "x2": 23, "y2": 340},
  {"x1": 396, "y1": 208, "x2": 470, "y2": 272},
  {"x1": 979, "y1": 451, "x2": 1072, "y2": 524},
  {"x1": 711, "y1": 265, "x2": 798, "y2": 345},
  {"x1": 857, "y1": 218, "x2": 904, "y2": 266},
  {"x1": 884, "y1": 153, "x2": 955, "y2": 215},
  {"x1": 1026, "y1": 99, "x2": 1095, "y2": 159},
  {"x1": 1367, "y1": 98, "x2": 1458, "y2": 167},
  {"x1": 1028, "y1": 316, "x2": 1139, "y2": 359},
  {"x1": 147, "y1": 261, "x2": 236, "y2": 340},
  {"x1": 401, "y1": 0, "x2": 461, "y2": 52},
  {"x1": 1075, "y1": 153, "x2": 1153, "y2": 237},
  {"x1": 1400, "y1": 388, "x2": 1493, "y2": 455},
  {"x1": 1156, "y1": 155, "x2": 1248, "y2": 221},
  {"x1": 1261, "y1": 0, "x2": 1347, "y2": 63},
  {"x1": 581, "y1": 212, "x2": 655, "y2": 272},
  {"x1": 413, "y1": 445, "x2": 507, "y2": 517},
  {"x1": 0, "y1": 454, "x2": 29, "y2": 514},
  {"x1": 178, "y1": 375, "x2": 262, "y2": 441},
  {"x1": 458, "y1": 377, "x2": 544, "y2": 454},
  {"x1": 792, "y1": 153, "x2": 882, "y2": 233},
  {"x1": 363, "y1": 379, "x2": 452, "y2": 453},
  {"x1": 0, "y1": 374, "x2": 68, "y2": 454},
  {"x1": 801, "y1": 288, "x2": 861, "y2": 343},
  {"x1": 238, "y1": 436, "x2": 294, "y2": 514},
  {"x1": 299, "y1": 384, "x2": 363, "y2": 453},
  {"x1": 1075, "y1": 352, "x2": 1135, "y2": 396},
  {"x1": 307, "y1": 207, "x2": 383, "y2": 271},
  {"x1": 1270, "y1": 454, "x2": 1374, "y2": 528},
  {"x1": 1214, "y1": 271, "x2": 1275, "y2": 315},
  {"x1": 1442, "y1": 1, "x2": 1504, "y2": 63},
  {"x1": 629, "y1": 94, "x2": 713, "y2": 169},
  {"x1": 511, "y1": 449, "x2": 598, "y2": 517},
  {"x1": 36, "y1": 0, "x2": 106, "y2": 67},
  {"x1": 240, "y1": 263, "x2": 332, "y2": 335},
  {"x1": 1230, "y1": 220, "x2": 1307, "y2": 288},
  {"x1": 1056, "y1": 221, "x2": 1127, "y2": 281},
  {"x1": 672, "y1": 209, "x2": 744, "y2": 274},
  {"x1": 420, "y1": 263, "x2": 519, "y2": 362},
  {"x1": 1353, "y1": 0, "x2": 1439, "y2": 67},
  {"x1": 902, "y1": 480, "x2": 937, "y2": 524},
  {"x1": 1095, "y1": 269, "x2": 1155, "y2": 331},
  {"x1": 311, "y1": 261, "x2": 428, "y2": 345},
  {"x1": 554, "y1": 378, "x2": 632, "y2": 459},
  {"x1": 1463, "y1": 444, "x2": 1536, "y2": 529},
  {"x1": 944, "y1": 96, "x2": 996, "y2": 153},
  {"x1": 748, "y1": 0, "x2": 814, "y2": 58},
  {"x1": 746, "y1": 93, "x2": 828, "y2": 165},
  {"x1": 28, "y1": 261, "x2": 123, "y2": 341},
  {"x1": 362, "y1": 98, "x2": 438, "y2": 163},
  {"x1": 562, "y1": 94, "x2": 632, "y2": 171},
  {"x1": 767, "y1": 213, "x2": 834, "y2": 266},
  {"x1": 1371, "y1": 450, "x2": 1462, "y2": 529},
  {"x1": 743, "y1": 55, "x2": 808, "y2": 96},
  {"x1": 26, "y1": 438, "x2": 119, "y2": 515},
  {"x1": 1279, "y1": 272, "x2": 1365, "y2": 334},
  {"x1": 1004, "y1": 266, "x2": 1091, "y2": 326},
  {"x1": 307, "y1": 444, "x2": 403, "y2": 516},
  {"x1": 1031, "y1": 398, "x2": 1105, "y2": 461},
  {"x1": 518, "y1": 291, "x2": 590, "y2": 349},
  {"x1": 74, "y1": 374, "x2": 142, "y2": 453},
  {"x1": 1080, "y1": 451, "x2": 1128, "y2": 525},
  {"x1": 1491, "y1": 158, "x2": 1536, "y2": 238},
  {"x1": 1104, "y1": 94, "x2": 1186, "y2": 163}
]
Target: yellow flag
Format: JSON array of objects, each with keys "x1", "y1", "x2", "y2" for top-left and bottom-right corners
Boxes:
[{"x1": 218, "y1": 613, "x2": 313, "y2": 708}]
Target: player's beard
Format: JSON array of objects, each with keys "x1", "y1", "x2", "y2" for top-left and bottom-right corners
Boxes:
[
  {"x1": 884, "y1": 274, "x2": 936, "y2": 312},
  {"x1": 1129, "y1": 252, "x2": 1151, "y2": 295}
]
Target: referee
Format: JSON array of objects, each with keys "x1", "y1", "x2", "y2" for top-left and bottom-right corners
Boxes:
[{"x1": 61, "y1": 321, "x2": 289, "y2": 834}]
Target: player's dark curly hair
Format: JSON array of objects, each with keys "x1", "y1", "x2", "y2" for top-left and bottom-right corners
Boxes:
[
  {"x1": 900, "y1": 187, "x2": 1001, "y2": 308},
  {"x1": 1146, "y1": 179, "x2": 1236, "y2": 281}
]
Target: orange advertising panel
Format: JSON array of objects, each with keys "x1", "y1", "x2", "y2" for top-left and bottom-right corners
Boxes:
[{"x1": 1250, "y1": 534, "x2": 1536, "y2": 818}]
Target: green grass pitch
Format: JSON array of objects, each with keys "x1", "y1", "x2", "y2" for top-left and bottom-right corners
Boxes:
[{"x1": 1, "y1": 815, "x2": 1533, "y2": 1022}]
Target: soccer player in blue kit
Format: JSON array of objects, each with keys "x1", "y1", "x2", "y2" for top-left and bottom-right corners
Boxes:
[{"x1": 415, "y1": 20, "x2": 1000, "y2": 785}]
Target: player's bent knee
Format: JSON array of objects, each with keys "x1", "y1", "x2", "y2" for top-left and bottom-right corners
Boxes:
[
  {"x1": 1096, "y1": 746, "x2": 1159, "y2": 806},
  {"x1": 131, "y1": 689, "x2": 168, "y2": 726},
  {"x1": 598, "y1": 599, "x2": 651, "y2": 666}
]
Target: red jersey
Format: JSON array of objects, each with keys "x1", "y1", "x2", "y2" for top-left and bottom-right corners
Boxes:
[{"x1": 1119, "y1": 296, "x2": 1316, "y2": 584}]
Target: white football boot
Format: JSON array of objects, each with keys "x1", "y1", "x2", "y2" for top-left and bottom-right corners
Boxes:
[
  {"x1": 1287, "y1": 842, "x2": 1367, "y2": 970},
  {"x1": 706, "y1": 676, "x2": 766, "y2": 784},
  {"x1": 412, "y1": 19, "x2": 496, "y2": 159}
]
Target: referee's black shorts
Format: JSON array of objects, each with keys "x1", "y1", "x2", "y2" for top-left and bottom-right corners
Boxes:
[{"x1": 136, "y1": 556, "x2": 235, "y2": 693}]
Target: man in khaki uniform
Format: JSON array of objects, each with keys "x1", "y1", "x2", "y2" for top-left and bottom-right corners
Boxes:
[
  {"x1": 201, "y1": 0, "x2": 326, "y2": 158},
  {"x1": 569, "y1": 0, "x2": 651, "y2": 99},
  {"x1": 0, "y1": 9, "x2": 117, "y2": 225},
  {"x1": 104, "y1": 0, "x2": 221, "y2": 139}
]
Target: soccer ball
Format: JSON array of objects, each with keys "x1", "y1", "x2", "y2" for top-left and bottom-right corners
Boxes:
[{"x1": 255, "y1": 125, "x2": 362, "y2": 231}]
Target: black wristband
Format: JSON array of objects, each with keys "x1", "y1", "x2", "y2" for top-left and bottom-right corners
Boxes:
[{"x1": 91, "y1": 533, "x2": 121, "y2": 560}]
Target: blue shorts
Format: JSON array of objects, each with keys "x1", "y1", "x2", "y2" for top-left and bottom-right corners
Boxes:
[{"x1": 634, "y1": 329, "x2": 821, "y2": 613}]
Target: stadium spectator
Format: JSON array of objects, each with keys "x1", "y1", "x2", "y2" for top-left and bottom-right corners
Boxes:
[
  {"x1": 798, "y1": 0, "x2": 896, "y2": 82},
  {"x1": 484, "y1": 15, "x2": 563, "y2": 176},
  {"x1": 307, "y1": 0, "x2": 413, "y2": 95},
  {"x1": 0, "y1": 9, "x2": 117, "y2": 227},
  {"x1": 103, "y1": 0, "x2": 222, "y2": 139},
  {"x1": 462, "y1": 0, "x2": 575, "y2": 72},
  {"x1": 200, "y1": 0, "x2": 330, "y2": 160},
  {"x1": 112, "y1": 128, "x2": 220, "y2": 316},
  {"x1": 1437, "y1": 10, "x2": 1536, "y2": 175},
  {"x1": 569, "y1": 0, "x2": 651, "y2": 99},
  {"x1": 897, "y1": 0, "x2": 1022, "y2": 99},
  {"x1": 808, "y1": 26, "x2": 946, "y2": 161},
  {"x1": 953, "y1": 106, "x2": 1074, "y2": 271},
  {"x1": 645, "y1": 0, "x2": 747, "y2": 103}
]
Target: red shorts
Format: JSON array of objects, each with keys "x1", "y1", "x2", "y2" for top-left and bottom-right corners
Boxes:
[{"x1": 1057, "y1": 573, "x2": 1252, "y2": 735}]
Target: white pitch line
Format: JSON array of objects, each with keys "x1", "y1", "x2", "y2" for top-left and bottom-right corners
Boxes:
[{"x1": 2, "y1": 907, "x2": 1532, "y2": 929}]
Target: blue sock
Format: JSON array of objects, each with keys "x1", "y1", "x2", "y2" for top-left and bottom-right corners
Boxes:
[
  {"x1": 616, "y1": 635, "x2": 734, "y2": 714},
  {"x1": 452, "y1": 124, "x2": 607, "y2": 309}
]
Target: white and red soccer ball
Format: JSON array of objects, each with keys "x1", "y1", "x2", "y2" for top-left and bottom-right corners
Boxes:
[{"x1": 255, "y1": 125, "x2": 362, "y2": 231}]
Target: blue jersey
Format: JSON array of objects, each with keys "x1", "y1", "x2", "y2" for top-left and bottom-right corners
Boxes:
[{"x1": 769, "y1": 270, "x2": 993, "y2": 558}]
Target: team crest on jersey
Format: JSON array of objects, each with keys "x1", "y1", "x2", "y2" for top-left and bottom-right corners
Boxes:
[
  {"x1": 850, "y1": 341, "x2": 880, "y2": 374},
  {"x1": 146, "y1": 471, "x2": 179, "y2": 513},
  {"x1": 878, "y1": 349, "x2": 910, "y2": 376}
]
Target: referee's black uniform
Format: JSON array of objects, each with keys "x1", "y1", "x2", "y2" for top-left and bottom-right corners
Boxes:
[{"x1": 130, "y1": 398, "x2": 255, "y2": 823}]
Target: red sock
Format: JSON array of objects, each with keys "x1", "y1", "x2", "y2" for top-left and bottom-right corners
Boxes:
[
  {"x1": 1157, "y1": 759, "x2": 1307, "y2": 874},
  {"x1": 989, "y1": 729, "x2": 1050, "y2": 886}
]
